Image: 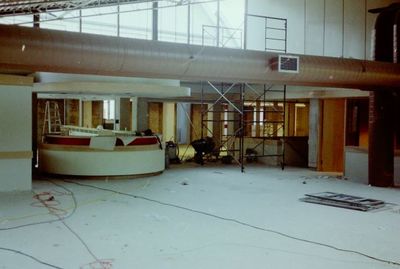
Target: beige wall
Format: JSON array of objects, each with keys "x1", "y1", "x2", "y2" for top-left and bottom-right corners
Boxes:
[{"x1": 148, "y1": 102, "x2": 163, "y2": 134}]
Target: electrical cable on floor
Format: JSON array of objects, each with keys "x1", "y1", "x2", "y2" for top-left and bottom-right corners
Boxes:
[
  {"x1": 0, "y1": 181, "x2": 111, "y2": 268},
  {"x1": 0, "y1": 180, "x2": 77, "y2": 231},
  {"x1": 63, "y1": 179, "x2": 400, "y2": 267},
  {"x1": 0, "y1": 246, "x2": 64, "y2": 269},
  {"x1": 31, "y1": 182, "x2": 109, "y2": 269}
]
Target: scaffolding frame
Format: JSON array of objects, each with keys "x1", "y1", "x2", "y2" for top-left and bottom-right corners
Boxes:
[
  {"x1": 198, "y1": 14, "x2": 287, "y2": 172},
  {"x1": 200, "y1": 81, "x2": 245, "y2": 172},
  {"x1": 200, "y1": 82, "x2": 286, "y2": 172},
  {"x1": 242, "y1": 83, "x2": 286, "y2": 169}
]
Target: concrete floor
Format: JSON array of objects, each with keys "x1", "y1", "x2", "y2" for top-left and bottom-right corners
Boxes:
[{"x1": 1, "y1": 164, "x2": 400, "y2": 269}]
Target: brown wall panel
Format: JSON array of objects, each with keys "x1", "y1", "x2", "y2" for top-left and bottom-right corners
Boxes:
[
  {"x1": 148, "y1": 102, "x2": 163, "y2": 134},
  {"x1": 92, "y1": 101, "x2": 103, "y2": 128},
  {"x1": 319, "y1": 99, "x2": 345, "y2": 172}
]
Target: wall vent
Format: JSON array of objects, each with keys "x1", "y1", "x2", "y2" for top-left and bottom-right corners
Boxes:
[{"x1": 278, "y1": 55, "x2": 299, "y2": 73}]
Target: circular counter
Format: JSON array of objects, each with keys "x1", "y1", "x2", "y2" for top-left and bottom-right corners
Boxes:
[{"x1": 39, "y1": 135, "x2": 165, "y2": 177}]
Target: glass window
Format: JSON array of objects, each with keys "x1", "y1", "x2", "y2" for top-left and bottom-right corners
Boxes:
[
  {"x1": 103, "y1": 100, "x2": 115, "y2": 120},
  {"x1": 119, "y1": 2, "x2": 152, "y2": 39},
  {"x1": 0, "y1": 15, "x2": 33, "y2": 26},
  {"x1": 219, "y1": 0, "x2": 245, "y2": 48},
  {"x1": 82, "y1": 6, "x2": 118, "y2": 36},
  {"x1": 158, "y1": 2, "x2": 188, "y2": 43},
  {"x1": 191, "y1": 2, "x2": 218, "y2": 46},
  {"x1": 41, "y1": 11, "x2": 80, "y2": 32}
]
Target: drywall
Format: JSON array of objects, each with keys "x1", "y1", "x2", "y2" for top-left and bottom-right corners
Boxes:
[
  {"x1": 344, "y1": 147, "x2": 400, "y2": 186},
  {"x1": 247, "y1": 0, "x2": 305, "y2": 53},
  {"x1": 319, "y1": 99, "x2": 345, "y2": 172},
  {"x1": 246, "y1": 0, "x2": 395, "y2": 59},
  {"x1": 0, "y1": 84, "x2": 32, "y2": 192}
]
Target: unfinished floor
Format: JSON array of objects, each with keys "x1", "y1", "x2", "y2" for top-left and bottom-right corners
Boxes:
[{"x1": 1, "y1": 164, "x2": 400, "y2": 269}]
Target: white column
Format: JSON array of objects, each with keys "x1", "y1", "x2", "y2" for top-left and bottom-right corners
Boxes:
[
  {"x1": 162, "y1": 102, "x2": 175, "y2": 142},
  {"x1": 0, "y1": 79, "x2": 33, "y2": 191},
  {"x1": 114, "y1": 97, "x2": 121, "y2": 131},
  {"x1": 131, "y1": 97, "x2": 138, "y2": 132},
  {"x1": 78, "y1": 98, "x2": 83, "y2": 127}
]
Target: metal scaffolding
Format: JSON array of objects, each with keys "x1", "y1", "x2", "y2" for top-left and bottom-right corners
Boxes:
[
  {"x1": 200, "y1": 81, "x2": 245, "y2": 171},
  {"x1": 200, "y1": 81, "x2": 286, "y2": 171},
  {"x1": 242, "y1": 83, "x2": 286, "y2": 169},
  {"x1": 199, "y1": 14, "x2": 287, "y2": 171}
]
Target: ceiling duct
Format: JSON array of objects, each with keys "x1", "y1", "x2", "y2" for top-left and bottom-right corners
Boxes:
[{"x1": 0, "y1": 25, "x2": 400, "y2": 90}]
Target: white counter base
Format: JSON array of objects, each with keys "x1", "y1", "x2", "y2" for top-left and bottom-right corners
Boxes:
[{"x1": 39, "y1": 144, "x2": 165, "y2": 177}]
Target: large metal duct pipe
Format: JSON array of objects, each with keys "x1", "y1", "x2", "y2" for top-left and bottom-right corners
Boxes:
[
  {"x1": 0, "y1": 24, "x2": 400, "y2": 90},
  {"x1": 368, "y1": 4, "x2": 400, "y2": 187}
]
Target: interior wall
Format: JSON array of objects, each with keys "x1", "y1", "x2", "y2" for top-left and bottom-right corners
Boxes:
[
  {"x1": 345, "y1": 98, "x2": 369, "y2": 148},
  {"x1": 176, "y1": 103, "x2": 190, "y2": 144},
  {"x1": 246, "y1": 0, "x2": 397, "y2": 58},
  {"x1": 37, "y1": 99, "x2": 64, "y2": 144},
  {"x1": 92, "y1": 100, "x2": 103, "y2": 128},
  {"x1": 65, "y1": 99, "x2": 80, "y2": 126},
  {"x1": 319, "y1": 98, "x2": 346, "y2": 172},
  {"x1": 82, "y1": 101, "x2": 92, "y2": 128},
  {"x1": 148, "y1": 102, "x2": 163, "y2": 134},
  {"x1": 0, "y1": 83, "x2": 33, "y2": 192},
  {"x1": 119, "y1": 97, "x2": 132, "y2": 131},
  {"x1": 286, "y1": 103, "x2": 296, "y2": 136},
  {"x1": 295, "y1": 104, "x2": 309, "y2": 136},
  {"x1": 190, "y1": 104, "x2": 204, "y2": 142}
]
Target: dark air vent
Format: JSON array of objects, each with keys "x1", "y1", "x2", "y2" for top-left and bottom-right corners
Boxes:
[{"x1": 278, "y1": 55, "x2": 299, "y2": 73}]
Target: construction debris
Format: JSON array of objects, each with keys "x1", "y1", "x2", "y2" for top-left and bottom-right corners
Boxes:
[{"x1": 300, "y1": 192, "x2": 385, "y2": 211}]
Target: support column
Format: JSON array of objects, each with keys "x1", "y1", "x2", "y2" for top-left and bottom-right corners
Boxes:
[
  {"x1": 308, "y1": 98, "x2": 320, "y2": 169},
  {"x1": 131, "y1": 97, "x2": 138, "y2": 132},
  {"x1": 163, "y1": 102, "x2": 175, "y2": 142},
  {"x1": 0, "y1": 77, "x2": 33, "y2": 191},
  {"x1": 137, "y1": 98, "x2": 148, "y2": 131},
  {"x1": 82, "y1": 101, "x2": 92, "y2": 128},
  {"x1": 33, "y1": 12, "x2": 40, "y2": 28},
  {"x1": 119, "y1": 97, "x2": 131, "y2": 131},
  {"x1": 368, "y1": 4, "x2": 399, "y2": 186},
  {"x1": 32, "y1": 92, "x2": 38, "y2": 168},
  {"x1": 368, "y1": 91, "x2": 394, "y2": 186},
  {"x1": 114, "y1": 97, "x2": 121, "y2": 131}
]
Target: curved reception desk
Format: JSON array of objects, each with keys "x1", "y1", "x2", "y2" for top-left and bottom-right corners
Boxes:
[{"x1": 39, "y1": 135, "x2": 165, "y2": 177}]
